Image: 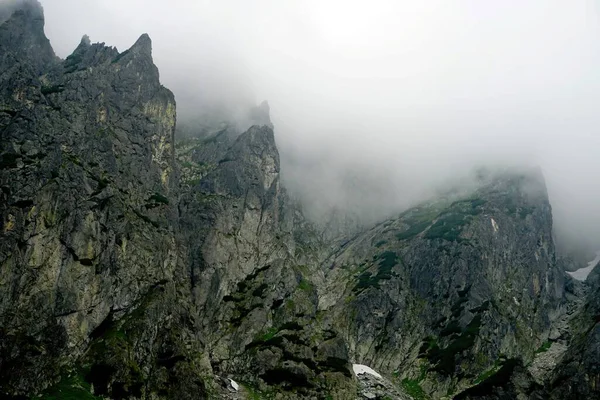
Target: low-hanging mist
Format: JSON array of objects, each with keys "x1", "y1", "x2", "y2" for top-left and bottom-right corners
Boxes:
[{"x1": 40, "y1": 0, "x2": 600, "y2": 254}]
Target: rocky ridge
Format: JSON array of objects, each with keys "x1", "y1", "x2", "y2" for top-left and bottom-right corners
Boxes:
[{"x1": 0, "y1": 2, "x2": 598, "y2": 399}]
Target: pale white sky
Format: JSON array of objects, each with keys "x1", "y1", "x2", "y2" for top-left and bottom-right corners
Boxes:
[{"x1": 38, "y1": 0, "x2": 600, "y2": 251}]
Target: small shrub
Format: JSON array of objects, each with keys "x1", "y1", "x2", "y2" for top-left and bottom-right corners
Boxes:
[
  {"x1": 41, "y1": 85, "x2": 65, "y2": 95},
  {"x1": 451, "y1": 296, "x2": 468, "y2": 318},
  {"x1": 297, "y1": 278, "x2": 313, "y2": 293},
  {"x1": 474, "y1": 358, "x2": 502, "y2": 384},
  {"x1": 418, "y1": 336, "x2": 438, "y2": 357},
  {"x1": 535, "y1": 341, "x2": 552, "y2": 354},
  {"x1": 148, "y1": 193, "x2": 169, "y2": 205}
]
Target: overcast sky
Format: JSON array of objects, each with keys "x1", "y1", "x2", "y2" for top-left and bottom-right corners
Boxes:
[{"x1": 39, "y1": 0, "x2": 600, "y2": 254}]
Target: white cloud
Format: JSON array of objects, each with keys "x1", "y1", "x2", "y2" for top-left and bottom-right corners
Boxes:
[{"x1": 39, "y1": 0, "x2": 600, "y2": 251}]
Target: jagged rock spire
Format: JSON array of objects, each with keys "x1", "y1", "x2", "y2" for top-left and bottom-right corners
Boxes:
[
  {"x1": 129, "y1": 33, "x2": 153, "y2": 57},
  {"x1": 0, "y1": 0, "x2": 55, "y2": 72}
]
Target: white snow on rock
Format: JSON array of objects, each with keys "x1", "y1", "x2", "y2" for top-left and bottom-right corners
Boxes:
[
  {"x1": 566, "y1": 251, "x2": 600, "y2": 281},
  {"x1": 353, "y1": 364, "x2": 382, "y2": 379},
  {"x1": 491, "y1": 218, "x2": 499, "y2": 233},
  {"x1": 229, "y1": 378, "x2": 239, "y2": 391}
]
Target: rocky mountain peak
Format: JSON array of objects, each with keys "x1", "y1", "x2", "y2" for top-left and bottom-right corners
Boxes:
[
  {"x1": 72, "y1": 34, "x2": 91, "y2": 54},
  {"x1": 0, "y1": 0, "x2": 43, "y2": 23},
  {"x1": 0, "y1": 0, "x2": 54, "y2": 72},
  {"x1": 249, "y1": 100, "x2": 274, "y2": 128},
  {"x1": 129, "y1": 33, "x2": 153, "y2": 58},
  {"x1": 79, "y1": 34, "x2": 91, "y2": 47}
]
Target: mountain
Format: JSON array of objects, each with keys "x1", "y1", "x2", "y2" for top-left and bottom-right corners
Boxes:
[{"x1": 0, "y1": 2, "x2": 598, "y2": 399}]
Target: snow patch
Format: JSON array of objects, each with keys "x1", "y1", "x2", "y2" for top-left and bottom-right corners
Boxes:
[
  {"x1": 490, "y1": 218, "x2": 498, "y2": 233},
  {"x1": 229, "y1": 378, "x2": 239, "y2": 391},
  {"x1": 566, "y1": 251, "x2": 600, "y2": 281},
  {"x1": 353, "y1": 364, "x2": 382, "y2": 379}
]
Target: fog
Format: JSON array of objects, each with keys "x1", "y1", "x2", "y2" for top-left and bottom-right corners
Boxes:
[{"x1": 37, "y1": 0, "x2": 600, "y2": 254}]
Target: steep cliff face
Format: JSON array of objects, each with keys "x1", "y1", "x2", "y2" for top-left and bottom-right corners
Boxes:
[
  {"x1": 512, "y1": 273, "x2": 599, "y2": 400},
  {"x1": 0, "y1": 2, "x2": 585, "y2": 400},
  {"x1": 176, "y1": 124, "x2": 361, "y2": 399},
  {"x1": 0, "y1": 1, "x2": 183, "y2": 397},
  {"x1": 546, "y1": 285, "x2": 600, "y2": 399}
]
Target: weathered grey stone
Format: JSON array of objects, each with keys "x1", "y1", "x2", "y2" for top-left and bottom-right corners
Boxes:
[{"x1": 0, "y1": 2, "x2": 595, "y2": 400}]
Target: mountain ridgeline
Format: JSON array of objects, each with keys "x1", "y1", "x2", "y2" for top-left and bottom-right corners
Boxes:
[{"x1": 0, "y1": 2, "x2": 598, "y2": 399}]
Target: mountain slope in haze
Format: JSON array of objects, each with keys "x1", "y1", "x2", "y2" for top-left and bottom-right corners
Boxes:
[
  {"x1": 318, "y1": 170, "x2": 569, "y2": 398},
  {"x1": 0, "y1": 2, "x2": 597, "y2": 399}
]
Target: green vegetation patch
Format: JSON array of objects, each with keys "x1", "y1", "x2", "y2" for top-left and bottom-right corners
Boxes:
[
  {"x1": 535, "y1": 340, "x2": 552, "y2": 354},
  {"x1": 41, "y1": 85, "x2": 65, "y2": 95},
  {"x1": 424, "y1": 314, "x2": 483, "y2": 376},
  {"x1": 248, "y1": 327, "x2": 279, "y2": 347},
  {"x1": 353, "y1": 251, "x2": 399, "y2": 292},
  {"x1": 401, "y1": 378, "x2": 428, "y2": 400},
  {"x1": 425, "y1": 213, "x2": 472, "y2": 242},
  {"x1": 241, "y1": 383, "x2": 270, "y2": 400},
  {"x1": 396, "y1": 220, "x2": 431, "y2": 240},
  {"x1": 424, "y1": 198, "x2": 485, "y2": 242},
  {"x1": 450, "y1": 198, "x2": 487, "y2": 212},
  {"x1": 418, "y1": 337, "x2": 438, "y2": 357},
  {"x1": 148, "y1": 192, "x2": 169, "y2": 205},
  {"x1": 395, "y1": 206, "x2": 442, "y2": 240},
  {"x1": 474, "y1": 358, "x2": 503, "y2": 384},
  {"x1": 353, "y1": 271, "x2": 376, "y2": 292},
  {"x1": 35, "y1": 372, "x2": 101, "y2": 400},
  {"x1": 297, "y1": 277, "x2": 313, "y2": 293},
  {"x1": 85, "y1": 313, "x2": 144, "y2": 397},
  {"x1": 454, "y1": 359, "x2": 520, "y2": 399},
  {"x1": 377, "y1": 251, "x2": 398, "y2": 275}
]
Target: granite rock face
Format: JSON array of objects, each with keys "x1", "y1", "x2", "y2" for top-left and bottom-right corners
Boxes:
[{"x1": 0, "y1": 2, "x2": 592, "y2": 400}]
